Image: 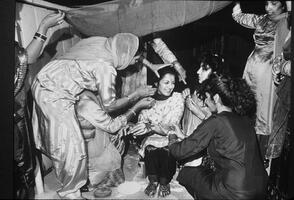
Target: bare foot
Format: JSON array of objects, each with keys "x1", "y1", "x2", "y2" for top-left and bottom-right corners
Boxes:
[
  {"x1": 144, "y1": 182, "x2": 158, "y2": 197},
  {"x1": 158, "y1": 184, "x2": 171, "y2": 197}
]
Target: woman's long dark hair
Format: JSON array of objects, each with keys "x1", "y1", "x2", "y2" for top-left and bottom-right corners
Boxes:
[
  {"x1": 204, "y1": 75, "x2": 257, "y2": 117},
  {"x1": 265, "y1": 1, "x2": 287, "y2": 13},
  {"x1": 153, "y1": 66, "x2": 179, "y2": 87},
  {"x1": 196, "y1": 52, "x2": 225, "y2": 101},
  {"x1": 198, "y1": 52, "x2": 225, "y2": 74},
  {"x1": 152, "y1": 66, "x2": 179, "y2": 100}
]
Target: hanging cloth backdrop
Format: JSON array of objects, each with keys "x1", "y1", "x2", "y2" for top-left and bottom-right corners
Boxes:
[{"x1": 65, "y1": 0, "x2": 232, "y2": 37}]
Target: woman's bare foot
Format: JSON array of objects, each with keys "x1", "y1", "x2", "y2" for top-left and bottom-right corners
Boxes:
[
  {"x1": 144, "y1": 182, "x2": 158, "y2": 197},
  {"x1": 158, "y1": 184, "x2": 171, "y2": 197}
]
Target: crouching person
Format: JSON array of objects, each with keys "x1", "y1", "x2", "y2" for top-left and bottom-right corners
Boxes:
[
  {"x1": 75, "y1": 90, "x2": 155, "y2": 198},
  {"x1": 168, "y1": 75, "x2": 268, "y2": 200}
]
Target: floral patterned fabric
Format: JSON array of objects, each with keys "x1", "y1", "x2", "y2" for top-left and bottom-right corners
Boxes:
[{"x1": 137, "y1": 92, "x2": 184, "y2": 157}]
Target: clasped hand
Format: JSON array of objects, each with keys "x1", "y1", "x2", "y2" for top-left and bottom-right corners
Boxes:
[
  {"x1": 136, "y1": 85, "x2": 156, "y2": 98},
  {"x1": 182, "y1": 88, "x2": 191, "y2": 99},
  {"x1": 39, "y1": 11, "x2": 65, "y2": 31},
  {"x1": 130, "y1": 123, "x2": 165, "y2": 137},
  {"x1": 135, "y1": 97, "x2": 156, "y2": 110}
]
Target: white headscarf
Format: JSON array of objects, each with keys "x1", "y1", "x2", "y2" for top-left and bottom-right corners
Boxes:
[
  {"x1": 58, "y1": 33, "x2": 139, "y2": 70},
  {"x1": 105, "y1": 33, "x2": 139, "y2": 70}
]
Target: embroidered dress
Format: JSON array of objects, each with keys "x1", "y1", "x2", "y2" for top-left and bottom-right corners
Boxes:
[
  {"x1": 232, "y1": 12, "x2": 281, "y2": 136},
  {"x1": 138, "y1": 92, "x2": 184, "y2": 157},
  {"x1": 31, "y1": 33, "x2": 138, "y2": 197}
]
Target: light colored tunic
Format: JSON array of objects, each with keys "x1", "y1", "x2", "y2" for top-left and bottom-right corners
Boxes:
[
  {"x1": 76, "y1": 91, "x2": 127, "y2": 185},
  {"x1": 137, "y1": 92, "x2": 184, "y2": 157},
  {"x1": 182, "y1": 91, "x2": 211, "y2": 137},
  {"x1": 181, "y1": 91, "x2": 212, "y2": 167},
  {"x1": 31, "y1": 59, "x2": 117, "y2": 196},
  {"x1": 232, "y1": 12, "x2": 280, "y2": 135},
  {"x1": 31, "y1": 33, "x2": 139, "y2": 197}
]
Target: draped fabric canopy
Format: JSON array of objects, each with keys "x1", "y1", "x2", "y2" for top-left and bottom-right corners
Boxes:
[{"x1": 65, "y1": 0, "x2": 232, "y2": 37}]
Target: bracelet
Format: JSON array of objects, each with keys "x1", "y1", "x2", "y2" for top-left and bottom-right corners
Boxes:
[
  {"x1": 33, "y1": 36, "x2": 45, "y2": 42},
  {"x1": 34, "y1": 32, "x2": 47, "y2": 42},
  {"x1": 138, "y1": 54, "x2": 145, "y2": 63},
  {"x1": 129, "y1": 109, "x2": 136, "y2": 116}
]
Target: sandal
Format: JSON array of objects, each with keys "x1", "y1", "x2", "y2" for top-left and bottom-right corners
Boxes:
[
  {"x1": 158, "y1": 184, "x2": 171, "y2": 198},
  {"x1": 144, "y1": 182, "x2": 158, "y2": 197}
]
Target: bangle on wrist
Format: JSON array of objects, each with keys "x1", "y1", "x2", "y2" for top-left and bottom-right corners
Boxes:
[
  {"x1": 34, "y1": 32, "x2": 47, "y2": 42},
  {"x1": 138, "y1": 54, "x2": 145, "y2": 63},
  {"x1": 33, "y1": 36, "x2": 45, "y2": 42}
]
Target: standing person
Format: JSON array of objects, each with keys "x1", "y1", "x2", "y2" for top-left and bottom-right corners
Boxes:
[
  {"x1": 130, "y1": 67, "x2": 185, "y2": 198},
  {"x1": 232, "y1": 1, "x2": 288, "y2": 159},
  {"x1": 266, "y1": 0, "x2": 291, "y2": 160},
  {"x1": 169, "y1": 75, "x2": 268, "y2": 200},
  {"x1": 31, "y1": 33, "x2": 146, "y2": 199},
  {"x1": 14, "y1": 11, "x2": 64, "y2": 199}
]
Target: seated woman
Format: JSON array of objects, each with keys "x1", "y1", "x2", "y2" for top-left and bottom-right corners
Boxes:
[
  {"x1": 169, "y1": 75, "x2": 268, "y2": 199},
  {"x1": 130, "y1": 66, "x2": 185, "y2": 198},
  {"x1": 181, "y1": 52, "x2": 225, "y2": 167}
]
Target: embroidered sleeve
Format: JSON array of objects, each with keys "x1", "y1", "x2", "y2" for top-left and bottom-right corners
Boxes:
[
  {"x1": 167, "y1": 93, "x2": 185, "y2": 125},
  {"x1": 151, "y1": 38, "x2": 177, "y2": 64},
  {"x1": 232, "y1": 12, "x2": 264, "y2": 29}
]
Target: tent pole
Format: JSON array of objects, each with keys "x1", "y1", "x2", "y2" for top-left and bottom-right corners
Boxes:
[{"x1": 15, "y1": 0, "x2": 66, "y2": 12}]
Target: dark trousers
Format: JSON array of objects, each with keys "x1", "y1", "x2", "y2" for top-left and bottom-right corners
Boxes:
[{"x1": 144, "y1": 146, "x2": 176, "y2": 184}]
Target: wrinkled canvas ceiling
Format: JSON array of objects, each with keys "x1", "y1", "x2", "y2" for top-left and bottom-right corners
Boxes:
[
  {"x1": 42, "y1": 0, "x2": 111, "y2": 7},
  {"x1": 62, "y1": 1, "x2": 231, "y2": 37}
]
